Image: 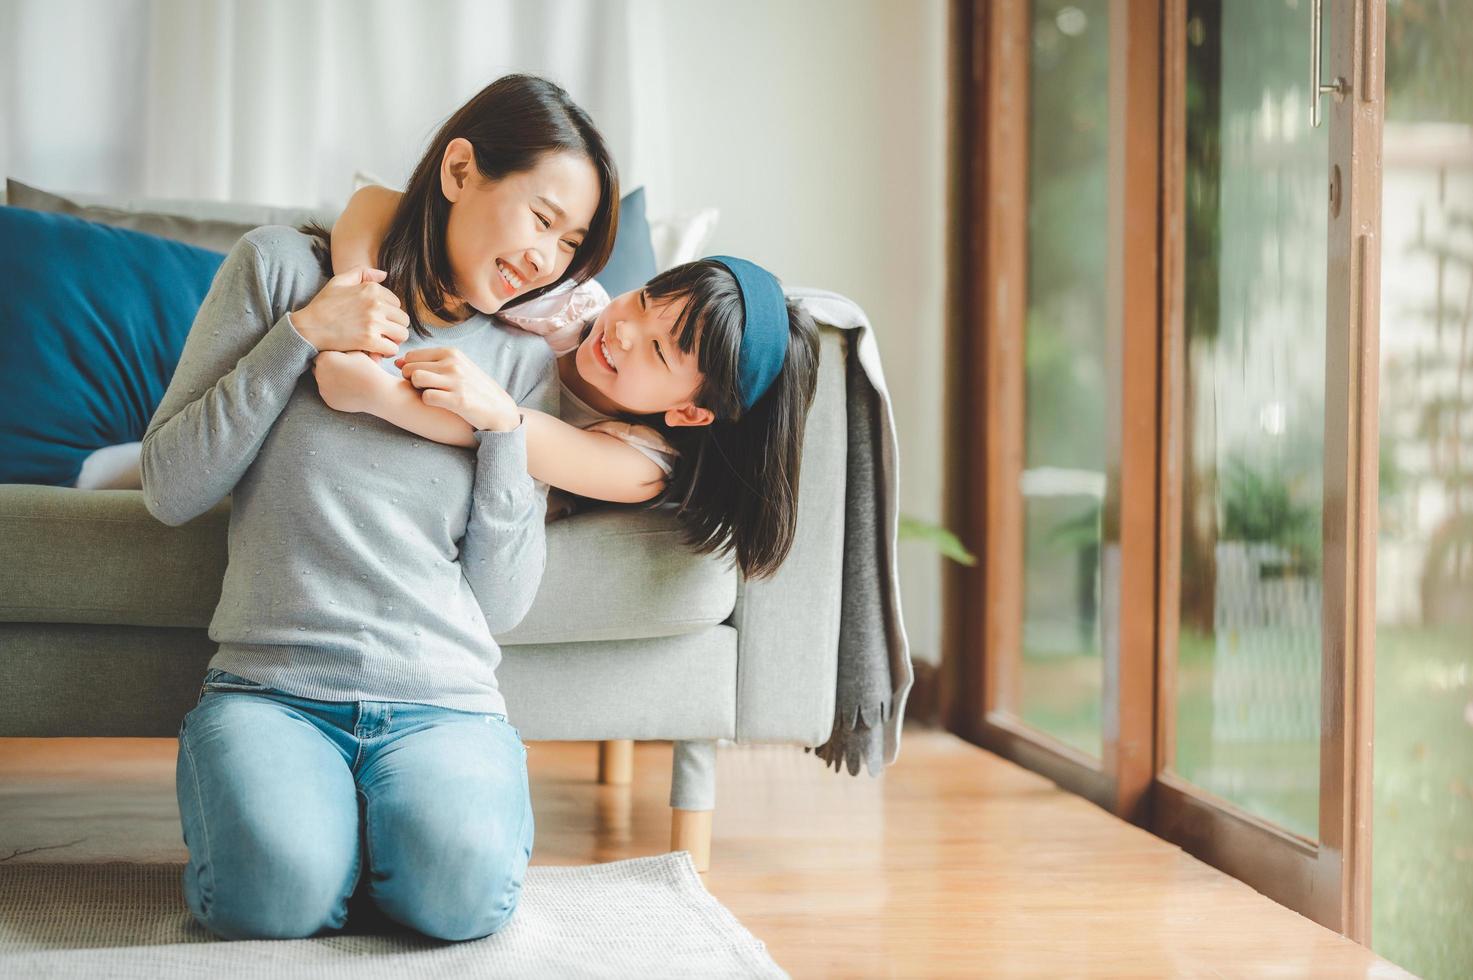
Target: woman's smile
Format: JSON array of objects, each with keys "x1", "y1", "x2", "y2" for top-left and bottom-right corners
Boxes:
[{"x1": 494, "y1": 259, "x2": 528, "y2": 296}]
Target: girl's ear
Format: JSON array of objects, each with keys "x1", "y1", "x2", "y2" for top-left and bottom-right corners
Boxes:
[
  {"x1": 440, "y1": 137, "x2": 474, "y2": 203},
  {"x1": 664, "y1": 403, "x2": 715, "y2": 428}
]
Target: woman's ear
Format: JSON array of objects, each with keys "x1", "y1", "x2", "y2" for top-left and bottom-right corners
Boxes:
[
  {"x1": 664, "y1": 403, "x2": 715, "y2": 428},
  {"x1": 440, "y1": 137, "x2": 474, "y2": 203}
]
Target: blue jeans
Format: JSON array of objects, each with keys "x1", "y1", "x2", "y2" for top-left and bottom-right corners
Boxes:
[{"x1": 176, "y1": 667, "x2": 533, "y2": 941}]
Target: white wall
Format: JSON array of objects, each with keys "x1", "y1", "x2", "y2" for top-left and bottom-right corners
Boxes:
[
  {"x1": 1, "y1": 0, "x2": 952, "y2": 665},
  {"x1": 0, "y1": 0, "x2": 655, "y2": 208},
  {"x1": 652, "y1": 0, "x2": 951, "y2": 665}
]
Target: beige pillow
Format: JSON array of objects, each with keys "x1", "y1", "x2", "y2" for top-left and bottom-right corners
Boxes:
[{"x1": 4, "y1": 178, "x2": 334, "y2": 253}]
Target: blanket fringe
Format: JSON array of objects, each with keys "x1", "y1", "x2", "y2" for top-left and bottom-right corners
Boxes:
[{"x1": 804, "y1": 697, "x2": 891, "y2": 776}]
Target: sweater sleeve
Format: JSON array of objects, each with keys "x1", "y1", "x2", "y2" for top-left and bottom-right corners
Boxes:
[
  {"x1": 140, "y1": 235, "x2": 319, "y2": 526},
  {"x1": 458, "y1": 356, "x2": 559, "y2": 633}
]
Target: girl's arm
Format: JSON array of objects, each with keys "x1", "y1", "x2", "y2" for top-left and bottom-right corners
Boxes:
[
  {"x1": 521, "y1": 410, "x2": 667, "y2": 503},
  {"x1": 314, "y1": 351, "x2": 477, "y2": 448},
  {"x1": 330, "y1": 185, "x2": 403, "y2": 274},
  {"x1": 312, "y1": 352, "x2": 666, "y2": 502}
]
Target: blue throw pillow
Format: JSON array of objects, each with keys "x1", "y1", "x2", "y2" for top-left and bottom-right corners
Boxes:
[
  {"x1": 0, "y1": 206, "x2": 225, "y2": 486},
  {"x1": 596, "y1": 186, "x2": 657, "y2": 296}
]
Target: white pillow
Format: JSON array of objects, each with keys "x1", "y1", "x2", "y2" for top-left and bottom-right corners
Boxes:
[
  {"x1": 649, "y1": 208, "x2": 720, "y2": 271},
  {"x1": 351, "y1": 169, "x2": 393, "y2": 193},
  {"x1": 75, "y1": 442, "x2": 143, "y2": 490}
]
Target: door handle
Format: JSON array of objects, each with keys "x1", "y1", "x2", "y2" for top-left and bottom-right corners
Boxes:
[{"x1": 1312, "y1": 0, "x2": 1350, "y2": 127}]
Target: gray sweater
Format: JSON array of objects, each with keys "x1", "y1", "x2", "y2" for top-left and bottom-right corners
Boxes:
[{"x1": 140, "y1": 226, "x2": 558, "y2": 717}]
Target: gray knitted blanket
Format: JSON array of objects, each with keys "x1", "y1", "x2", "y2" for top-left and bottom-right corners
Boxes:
[{"x1": 789, "y1": 290, "x2": 912, "y2": 777}]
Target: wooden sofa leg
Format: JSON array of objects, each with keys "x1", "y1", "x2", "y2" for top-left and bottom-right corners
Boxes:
[
  {"x1": 598, "y1": 739, "x2": 633, "y2": 785},
  {"x1": 671, "y1": 808, "x2": 713, "y2": 873},
  {"x1": 669, "y1": 739, "x2": 717, "y2": 872}
]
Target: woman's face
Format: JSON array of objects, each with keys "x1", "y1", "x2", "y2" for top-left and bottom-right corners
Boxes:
[
  {"x1": 440, "y1": 140, "x2": 601, "y2": 316},
  {"x1": 573, "y1": 287, "x2": 714, "y2": 426}
]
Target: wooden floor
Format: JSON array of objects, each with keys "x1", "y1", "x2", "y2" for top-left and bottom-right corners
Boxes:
[{"x1": 0, "y1": 727, "x2": 1410, "y2": 978}]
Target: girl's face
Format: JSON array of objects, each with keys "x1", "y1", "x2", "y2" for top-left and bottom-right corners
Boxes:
[
  {"x1": 574, "y1": 287, "x2": 715, "y2": 427},
  {"x1": 440, "y1": 140, "x2": 601, "y2": 316}
]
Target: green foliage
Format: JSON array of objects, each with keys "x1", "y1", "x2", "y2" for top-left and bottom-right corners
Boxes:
[
  {"x1": 1024, "y1": 1, "x2": 1111, "y2": 473},
  {"x1": 1221, "y1": 457, "x2": 1322, "y2": 573},
  {"x1": 1380, "y1": 427, "x2": 1408, "y2": 502},
  {"x1": 1042, "y1": 504, "x2": 1101, "y2": 553},
  {"x1": 1385, "y1": 0, "x2": 1473, "y2": 122},
  {"x1": 1023, "y1": 311, "x2": 1108, "y2": 470},
  {"x1": 898, "y1": 515, "x2": 976, "y2": 567}
]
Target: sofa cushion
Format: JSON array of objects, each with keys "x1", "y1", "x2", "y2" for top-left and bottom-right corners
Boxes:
[
  {"x1": 591, "y1": 185, "x2": 656, "y2": 296},
  {"x1": 0, "y1": 485, "x2": 737, "y2": 645},
  {"x1": 0, "y1": 206, "x2": 227, "y2": 486},
  {"x1": 0, "y1": 622, "x2": 736, "y2": 739},
  {"x1": 498, "y1": 506, "x2": 737, "y2": 646}
]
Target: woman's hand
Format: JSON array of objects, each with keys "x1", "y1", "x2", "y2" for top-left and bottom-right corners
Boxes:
[
  {"x1": 313, "y1": 350, "x2": 391, "y2": 414},
  {"x1": 292, "y1": 266, "x2": 410, "y2": 358},
  {"x1": 395, "y1": 348, "x2": 521, "y2": 433}
]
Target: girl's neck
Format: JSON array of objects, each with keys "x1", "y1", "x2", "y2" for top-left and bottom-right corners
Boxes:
[{"x1": 557, "y1": 353, "x2": 626, "y2": 417}]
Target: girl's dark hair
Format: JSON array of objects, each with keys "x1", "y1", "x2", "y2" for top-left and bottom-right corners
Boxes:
[
  {"x1": 647, "y1": 261, "x2": 821, "y2": 579},
  {"x1": 308, "y1": 74, "x2": 619, "y2": 335}
]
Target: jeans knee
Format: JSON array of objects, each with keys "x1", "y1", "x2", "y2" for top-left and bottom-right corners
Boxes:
[
  {"x1": 188, "y1": 847, "x2": 353, "y2": 940},
  {"x1": 415, "y1": 882, "x2": 523, "y2": 942},
  {"x1": 380, "y1": 840, "x2": 529, "y2": 942},
  {"x1": 195, "y1": 884, "x2": 348, "y2": 940},
  {"x1": 372, "y1": 801, "x2": 533, "y2": 941},
  {"x1": 471, "y1": 890, "x2": 523, "y2": 940}
]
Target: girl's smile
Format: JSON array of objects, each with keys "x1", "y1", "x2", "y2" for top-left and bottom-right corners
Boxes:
[
  {"x1": 593, "y1": 324, "x2": 618, "y2": 373},
  {"x1": 560, "y1": 289, "x2": 713, "y2": 429}
]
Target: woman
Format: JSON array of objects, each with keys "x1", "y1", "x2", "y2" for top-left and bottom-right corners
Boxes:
[{"x1": 140, "y1": 74, "x2": 618, "y2": 941}]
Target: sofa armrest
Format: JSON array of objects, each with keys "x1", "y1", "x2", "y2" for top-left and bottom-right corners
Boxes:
[{"x1": 732, "y1": 325, "x2": 847, "y2": 746}]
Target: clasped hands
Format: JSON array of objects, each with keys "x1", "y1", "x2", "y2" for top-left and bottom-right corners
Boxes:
[{"x1": 295, "y1": 266, "x2": 521, "y2": 434}]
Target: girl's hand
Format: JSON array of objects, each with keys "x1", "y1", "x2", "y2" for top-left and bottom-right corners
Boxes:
[
  {"x1": 395, "y1": 348, "x2": 521, "y2": 433},
  {"x1": 292, "y1": 267, "x2": 410, "y2": 358},
  {"x1": 313, "y1": 350, "x2": 391, "y2": 414}
]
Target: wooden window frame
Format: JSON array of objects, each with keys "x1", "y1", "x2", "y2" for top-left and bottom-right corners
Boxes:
[
  {"x1": 944, "y1": 0, "x2": 1384, "y2": 939},
  {"x1": 944, "y1": 0, "x2": 1159, "y2": 821}
]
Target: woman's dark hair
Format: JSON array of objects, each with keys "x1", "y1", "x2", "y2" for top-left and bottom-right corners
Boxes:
[
  {"x1": 308, "y1": 74, "x2": 618, "y2": 335},
  {"x1": 646, "y1": 261, "x2": 821, "y2": 579}
]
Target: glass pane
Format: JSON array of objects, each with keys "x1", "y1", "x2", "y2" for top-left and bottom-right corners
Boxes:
[
  {"x1": 1017, "y1": 0, "x2": 1110, "y2": 758},
  {"x1": 1173, "y1": 0, "x2": 1326, "y2": 839},
  {"x1": 1373, "y1": 3, "x2": 1473, "y2": 976}
]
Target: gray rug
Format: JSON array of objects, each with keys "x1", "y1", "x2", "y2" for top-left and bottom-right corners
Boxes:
[{"x1": 0, "y1": 852, "x2": 787, "y2": 979}]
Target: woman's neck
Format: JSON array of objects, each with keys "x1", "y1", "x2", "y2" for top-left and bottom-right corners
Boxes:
[
  {"x1": 557, "y1": 353, "x2": 626, "y2": 417},
  {"x1": 415, "y1": 291, "x2": 474, "y2": 329}
]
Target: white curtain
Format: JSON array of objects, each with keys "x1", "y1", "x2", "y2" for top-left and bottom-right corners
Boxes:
[{"x1": 0, "y1": 0, "x2": 671, "y2": 210}]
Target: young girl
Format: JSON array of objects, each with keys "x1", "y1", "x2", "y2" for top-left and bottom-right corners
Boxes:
[{"x1": 314, "y1": 186, "x2": 821, "y2": 578}]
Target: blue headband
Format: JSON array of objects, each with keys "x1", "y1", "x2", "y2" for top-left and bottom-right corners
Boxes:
[{"x1": 707, "y1": 255, "x2": 787, "y2": 412}]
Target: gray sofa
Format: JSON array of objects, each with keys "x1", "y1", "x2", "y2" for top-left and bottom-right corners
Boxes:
[{"x1": 0, "y1": 320, "x2": 849, "y2": 871}]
